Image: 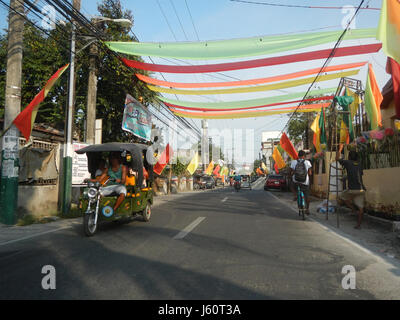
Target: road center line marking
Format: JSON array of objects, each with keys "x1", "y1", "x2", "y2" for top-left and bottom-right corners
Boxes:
[
  {"x1": 173, "y1": 217, "x2": 206, "y2": 240},
  {"x1": 221, "y1": 197, "x2": 228, "y2": 203}
]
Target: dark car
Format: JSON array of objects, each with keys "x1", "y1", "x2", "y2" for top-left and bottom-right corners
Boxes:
[
  {"x1": 201, "y1": 176, "x2": 216, "y2": 189},
  {"x1": 264, "y1": 174, "x2": 287, "y2": 191}
]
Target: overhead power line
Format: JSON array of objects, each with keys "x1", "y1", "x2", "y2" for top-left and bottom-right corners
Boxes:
[
  {"x1": 280, "y1": 0, "x2": 366, "y2": 135},
  {"x1": 230, "y1": 0, "x2": 380, "y2": 10}
]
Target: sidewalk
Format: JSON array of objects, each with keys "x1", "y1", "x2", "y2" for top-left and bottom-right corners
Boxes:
[{"x1": 271, "y1": 190, "x2": 400, "y2": 262}]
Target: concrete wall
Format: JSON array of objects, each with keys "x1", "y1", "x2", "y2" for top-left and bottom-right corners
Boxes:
[
  {"x1": 363, "y1": 167, "x2": 400, "y2": 214},
  {"x1": 18, "y1": 185, "x2": 59, "y2": 218}
]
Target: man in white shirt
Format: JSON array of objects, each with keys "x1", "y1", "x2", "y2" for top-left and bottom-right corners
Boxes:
[{"x1": 290, "y1": 150, "x2": 313, "y2": 213}]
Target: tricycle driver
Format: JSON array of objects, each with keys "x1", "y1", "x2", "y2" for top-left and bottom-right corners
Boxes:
[{"x1": 90, "y1": 152, "x2": 128, "y2": 212}]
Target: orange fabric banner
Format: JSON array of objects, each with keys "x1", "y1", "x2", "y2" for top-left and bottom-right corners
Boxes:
[
  {"x1": 280, "y1": 133, "x2": 298, "y2": 160},
  {"x1": 13, "y1": 64, "x2": 69, "y2": 140},
  {"x1": 135, "y1": 62, "x2": 366, "y2": 88}
]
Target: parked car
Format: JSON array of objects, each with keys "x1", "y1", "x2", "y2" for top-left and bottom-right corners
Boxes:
[
  {"x1": 193, "y1": 175, "x2": 206, "y2": 190},
  {"x1": 264, "y1": 174, "x2": 287, "y2": 191},
  {"x1": 201, "y1": 176, "x2": 216, "y2": 189}
]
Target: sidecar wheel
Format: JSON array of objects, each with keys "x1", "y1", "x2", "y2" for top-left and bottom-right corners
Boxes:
[
  {"x1": 84, "y1": 212, "x2": 97, "y2": 237},
  {"x1": 141, "y1": 204, "x2": 151, "y2": 222}
]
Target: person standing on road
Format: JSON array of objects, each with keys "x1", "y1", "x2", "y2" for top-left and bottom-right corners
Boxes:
[
  {"x1": 336, "y1": 144, "x2": 366, "y2": 229},
  {"x1": 290, "y1": 151, "x2": 313, "y2": 214}
]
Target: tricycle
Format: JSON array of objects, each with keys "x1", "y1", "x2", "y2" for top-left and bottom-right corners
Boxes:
[{"x1": 76, "y1": 143, "x2": 154, "y2": 237}]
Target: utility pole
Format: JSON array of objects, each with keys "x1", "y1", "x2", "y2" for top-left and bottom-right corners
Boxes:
[
  {"x1": 85, "y1": 20, "x2": 98, "y2": 145},
  {"x1": 61, "y1": 0, "x2": 80, "y2": 216},
  {"x1": 0, "y1": 0, "x2": 24, "y2": 225},
  {"x1": 201, "y1": 119, "x2": 208, "y2": 171}
]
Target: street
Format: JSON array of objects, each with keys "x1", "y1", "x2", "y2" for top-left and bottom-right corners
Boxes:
[{"x1": 1, "y1": 180, "x2": 399, "y2": 300}]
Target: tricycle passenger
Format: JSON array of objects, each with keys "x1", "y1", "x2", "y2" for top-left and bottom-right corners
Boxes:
[{"x1": 93, "y1": 152, "x2": 128, "y2": 211}]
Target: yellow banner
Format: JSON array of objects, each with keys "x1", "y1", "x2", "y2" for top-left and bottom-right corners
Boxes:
[
  {"x1": 310, "y1": 114, "x2": 321, "y2": 152},
  {"x1": 186, "y1": 152, "x2": 200, "y2": 175},
  {"x1": 272, "y1": 147, "x2": 286, "y2": 169},
  {"x1": 171, "y1": 106, "x2": 326, "y2": 119},
  {"x1": 205, "y1": 161, "x2": 214, "y2": 175},
  {"x1": 148, "y1": 70, "x2": 359, "y2": 95}
]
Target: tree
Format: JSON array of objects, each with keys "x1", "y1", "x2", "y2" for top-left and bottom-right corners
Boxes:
[{"x1": 0, "y1": 0, "x2": 158, "y2": 143}]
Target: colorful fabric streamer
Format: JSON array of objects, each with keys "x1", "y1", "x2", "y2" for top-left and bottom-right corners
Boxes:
[
  {"x1": 365, "y1": 64, "x2": 383, "y2": 129},
  {"x1": 165, "y1": 96, "x2": 334, "y2": 112},
  {"x1": 377, "y1": 0, "x2": 400, "y2": 64},
  {"x1": 169, "y1": 103, "x2": 330, "y2": 119},
  {"x1": 157, "y1": 87, "x2": 336, "y2": 109},
  {"x1": 106, "y1": 28, "x2": 377, "y2": 60},
  {"x1": 147, "y1": 70, "x2": 359, "y2": 95},
  {"x1": 13, "y1": 64, "x2": 69, "y2": 141},
  {"x1": 135, "y1": 62, "x2": 366, "y2": 88},
  {"x1": 122, "y1": 44, "x2": 381, "y2": 73},
  {"x1": 280, "y1": 133, "x2": 298, "y2": 160}
]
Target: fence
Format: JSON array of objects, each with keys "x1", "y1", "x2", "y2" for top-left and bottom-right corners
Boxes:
[{"x1": 359, "y1": 135, "x2": 400, "y2": 170}]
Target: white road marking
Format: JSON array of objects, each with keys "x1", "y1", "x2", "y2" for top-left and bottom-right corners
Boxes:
[
  {"x1": 173, "y1": 217, "x2": 206, "y2": 240},
  {"x1": 266, "y1": 191, "x2": 400, "y2": 268},
  {"x1": 221, "y1": 197, "x2": 228, "y2": 203}
]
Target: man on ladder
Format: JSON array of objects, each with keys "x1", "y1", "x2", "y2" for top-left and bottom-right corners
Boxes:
[{"x1": 336, "y1": 144, "x2": 367, "y2": 229}]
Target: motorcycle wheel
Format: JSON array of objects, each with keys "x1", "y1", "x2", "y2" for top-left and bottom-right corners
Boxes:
[
  {"x1": 141, "y1": 203, "x2": 152, "y2": 222},
  {"x1": 84, "y1": 212, "x2": 97, "y2": 237}
]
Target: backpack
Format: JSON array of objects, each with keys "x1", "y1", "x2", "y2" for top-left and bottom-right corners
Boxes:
[{"x1": 294, "y1": 160, "x2": 307, "y2": 183}]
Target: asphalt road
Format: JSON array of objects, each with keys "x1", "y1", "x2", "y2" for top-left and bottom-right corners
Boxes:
[{"x1": 1, "y1": 181, "x2": 400, "y2": 300}]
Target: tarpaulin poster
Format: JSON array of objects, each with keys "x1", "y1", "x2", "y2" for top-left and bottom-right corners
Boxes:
[{"x1": 122, "y1": 94, "x2": 152, "y2": 141}]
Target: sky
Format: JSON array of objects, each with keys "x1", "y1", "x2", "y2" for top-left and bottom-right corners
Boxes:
[{"x1": 0, "y1": 0, "x2": 389, "y2": 166}]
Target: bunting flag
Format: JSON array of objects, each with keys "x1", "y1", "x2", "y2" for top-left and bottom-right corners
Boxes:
[
  {"x1": 365, "y1": 64, "x2": 383, "y2": 129},
  {"x1": 136, "y1": 62, "x2": 366, "y2": 88},
  {"x1": 213, "y1": 165, "x2": 221, "y2": 176},
  {"x1": 106, "y1": 28, "x2": 377, "y2": 60},
  {"x1": 221, "y1": 166, "x2": 229, "y2": 176},
  {"x1": 340, "y1": 120, "x2": 350, "y2": 144},
  {"x1": 377, "y1": 0, "x2": 400, "y2": 64},
  {"x1": 319, "y1": 107, "x2": 327, "y2": 146},
  {"x1": 310, "y1": 114, "x2": 321, "y2": 152},
  {"x1": 386, "y1": 57, "x2": 400, "y2": 119},
  {"x1": 280, "y1": 133, "x2": 298, "y2": 160},
  {"x1": 122, "y1": 44, "x2": 381, "y2": 73},
  {"x1": 274, "y1": 163, "x2": 279, "y2": 174},
  {"x1": 147, "y1": 70, "x2": 359, "y2": 95},
  {"x1": 261, "y1": 162, "x2": 268, "y2": 173},
  {"x1": 345, "y1": 87, "x2": 363, "y2": 120},
  {"x1": 273, "y1": 147, "x2": 286, "y2": 170},
  {"x1": 186, "y1": 152, "x2": 200, "y2": 175},
  {"x1": 205, "y1": 161, "x2": 214, "y2": 175},
  {"x1": 13, "y1": 64, "x2": 69, "y2": 141},
  {"x1": 154, "y1": 144, "x2": 173, "y2": 176},
  {"x1": 334, "y1": 94, "x2": 355, "y2": 142},
  {"x1": 158, "y1": 87, "x2": 336, "y2": 109},
  {"x1": 170, "y1": 103, "x2": 330, "y2": 119},
  {"x1": 165, "y1": 96, "x2": 334, "y2": 112}
]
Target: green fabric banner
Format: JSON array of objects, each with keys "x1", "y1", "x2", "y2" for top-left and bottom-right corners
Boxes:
[
  {"x1": 158, "y1": 87, "x2": 337, "y2": 109},
  {"x1": 105, "y1": 28, "x2": 377, "y2": 60}
]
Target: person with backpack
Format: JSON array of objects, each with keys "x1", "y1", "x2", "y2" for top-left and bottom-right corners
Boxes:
[
  {"x1": 336, "y1": 144, "x2": 366, "y2": 229},
  {"x1": 290, "y1": 150, "x2": 313, "y2": 214}
]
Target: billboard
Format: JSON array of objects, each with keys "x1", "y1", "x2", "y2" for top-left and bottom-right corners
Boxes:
[{"x1": 122, "y1": 94, "x2": 152, "y2": 142}]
